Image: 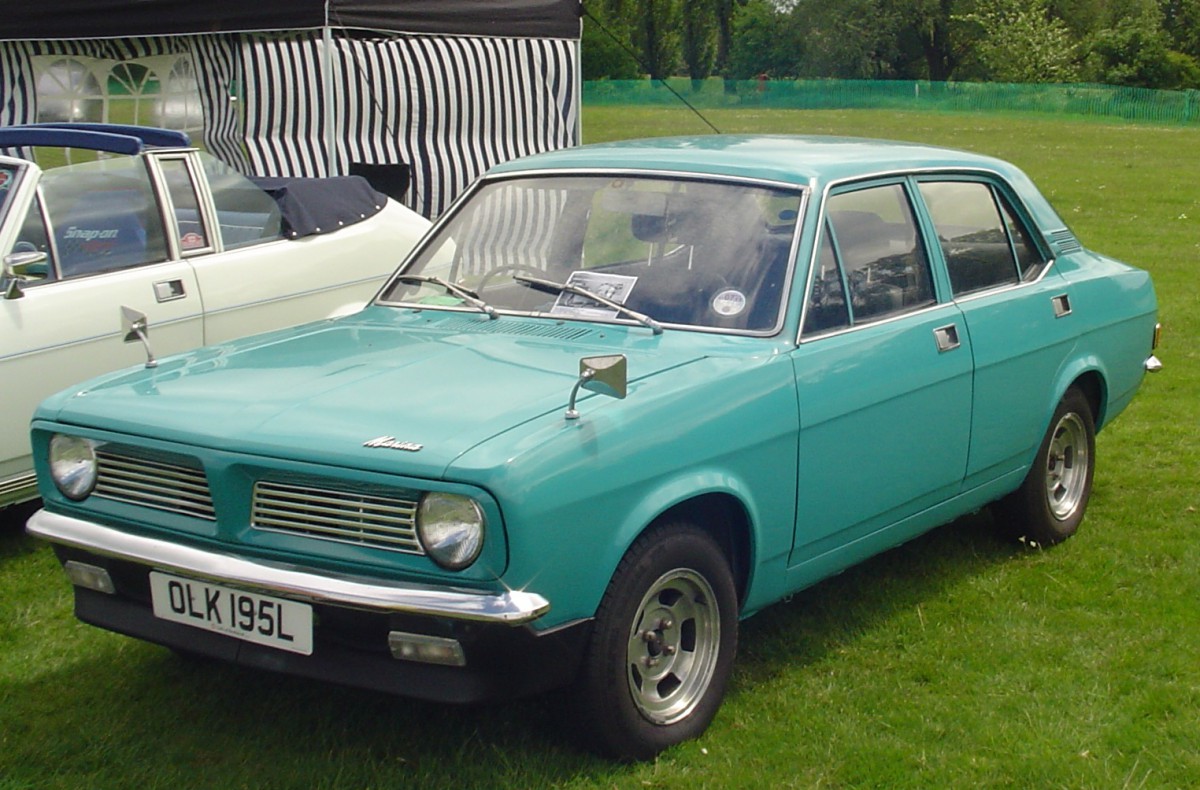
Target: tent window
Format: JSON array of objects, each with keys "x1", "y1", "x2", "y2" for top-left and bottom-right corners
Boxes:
[{"x1": 30, "y1": 54, "x2": 203, "y2": 138}]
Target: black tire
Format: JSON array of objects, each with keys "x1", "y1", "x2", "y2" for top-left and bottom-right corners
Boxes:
[
  {"x1": 575, "y1": 521, "x2": 738, "y2": 761},
  {"x1": 1000, "y1": 386, "x2": 1096, "y2": 546}
]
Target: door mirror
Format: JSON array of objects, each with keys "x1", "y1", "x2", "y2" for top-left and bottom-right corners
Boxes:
[
  {"x1": 121, "y1": 305, "x2": 158, "y2": 368},
  {"x1": 565, "y1": 354, "x2": 627, "y2": 420},
  {"x1": 2, "y1": 250, "x2": 49, "y2": 300}
]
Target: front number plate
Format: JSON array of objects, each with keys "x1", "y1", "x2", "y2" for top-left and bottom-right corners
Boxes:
[{"x1": 149, "y1": 572, "x2": 314, "y2": 655}]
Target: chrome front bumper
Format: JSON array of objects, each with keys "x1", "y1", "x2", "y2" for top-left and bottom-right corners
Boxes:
[{"x1": 26, "y1": 509, "x2": 550, "y2": 625}]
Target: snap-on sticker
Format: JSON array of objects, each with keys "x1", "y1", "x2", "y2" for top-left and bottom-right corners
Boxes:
[{"x1": 712, "y1": 289, "x2": 747, "y2": 316}]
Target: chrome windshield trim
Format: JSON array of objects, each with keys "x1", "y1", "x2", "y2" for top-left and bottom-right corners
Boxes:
[{"x1": 27, "y1": 510, "x2": 549, "y2": 625}]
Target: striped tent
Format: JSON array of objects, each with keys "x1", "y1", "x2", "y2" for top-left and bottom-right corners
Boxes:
[{"x1": 0, "y1": 1, "x2": 581, "y2": 218}]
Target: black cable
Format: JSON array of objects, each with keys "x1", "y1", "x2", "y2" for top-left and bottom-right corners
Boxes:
[{"x1": 580, "y1": 3, "x2": 722, "y2": 134}]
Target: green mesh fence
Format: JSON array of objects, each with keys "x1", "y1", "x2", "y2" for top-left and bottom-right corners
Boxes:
[{"x1": 584, "y1": 79, "x2": 1200, "y2": 125}]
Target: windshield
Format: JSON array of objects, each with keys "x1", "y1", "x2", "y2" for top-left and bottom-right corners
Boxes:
[
  {"x1": 378, "y1": 174, "x2": 804, "y2": 333},
  {"x1": 0, "y1": 164, "x2": 20, "y2": 222}
]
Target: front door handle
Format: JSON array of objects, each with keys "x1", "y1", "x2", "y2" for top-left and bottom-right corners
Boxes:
[
  {"x1": 154, "y1": 279, "x2": 186, "y2": 302},
  {"x1": 933, "y1": 323, "x2": 961, "y2": 353}
]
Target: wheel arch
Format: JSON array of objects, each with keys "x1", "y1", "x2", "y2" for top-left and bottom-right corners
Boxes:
[
  {"x1": 644, "y1": 492, "x2": 754, "y2": 609},
  {"x1": 1054, "y1": 357, "x2": 1108, "y2": 428}
]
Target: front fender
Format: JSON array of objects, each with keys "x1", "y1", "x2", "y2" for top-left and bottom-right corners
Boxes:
[{"x1": 451, "y1": 353, "x2": 800, "y2": 630}]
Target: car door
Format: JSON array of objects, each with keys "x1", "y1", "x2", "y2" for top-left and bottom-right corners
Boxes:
[
  {"x1": 788, "y1": 180, "x2": 973, "y2": 576},
  {"x1": 0, "y1": 156, "x2": 202, "y2": 487},
  {"x1": 914, "y1": 178, "x2": 1078, "y2": 490}
]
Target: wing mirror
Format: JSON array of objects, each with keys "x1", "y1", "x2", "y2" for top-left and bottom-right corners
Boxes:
[
  {"x1": 121, "y1": 305, "x2": 159, "y2": 369},
  {"x1": 565, "y1": 354, "x2": 627, "y2": 420},
  {"x1": 2, "y1": 250, "x2": 49, "y2": 300}
]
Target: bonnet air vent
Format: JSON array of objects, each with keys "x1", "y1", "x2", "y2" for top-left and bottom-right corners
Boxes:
[
  {"x1": 1048, "y1": 229, "x2": 1083, "y2": 255},
  {"x1": 419, "y1": 316, "x2": 598, "y2": 341}
]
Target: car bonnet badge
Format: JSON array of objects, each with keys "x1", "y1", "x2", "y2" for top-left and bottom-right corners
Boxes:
[{"x1": 362, "y1": 436, "x2": 423, "y2": 452}]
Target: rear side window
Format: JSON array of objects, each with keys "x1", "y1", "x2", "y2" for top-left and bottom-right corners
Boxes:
[
  {"x1": 918, "y1": 181, "x2": 1045, "y2": 295},
  {"x1": 803, "y1": 183, "x2": 934, "y2": 336}
]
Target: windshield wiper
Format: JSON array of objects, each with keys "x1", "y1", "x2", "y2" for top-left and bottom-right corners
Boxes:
[
  {"x1": 392, "y1": 274, "x2": 497, "y2": 319},
  {"x1": 514, "y1": 274, "x2": 663, "y2": 335}
]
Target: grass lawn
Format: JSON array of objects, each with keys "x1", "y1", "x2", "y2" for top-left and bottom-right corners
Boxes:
[{"x1": 2, "y1": 107, "x2": 1197, "y2": 788}]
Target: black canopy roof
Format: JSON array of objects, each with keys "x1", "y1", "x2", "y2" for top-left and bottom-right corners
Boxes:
[{"x1": 0, "y1": 0, "x2": 581, "y2": 42}]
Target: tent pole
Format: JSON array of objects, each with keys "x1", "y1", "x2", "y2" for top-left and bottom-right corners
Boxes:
[{"x1": 322, "y1": 23, "x2": 336, "y2": 176}]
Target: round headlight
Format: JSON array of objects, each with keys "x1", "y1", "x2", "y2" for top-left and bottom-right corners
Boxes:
[
  {"x1": 417, "y1": 492, "x2": 485, "y2": 570},
  {"x1": 49, "y1": 434, "x2": 98, "y2": 501}
]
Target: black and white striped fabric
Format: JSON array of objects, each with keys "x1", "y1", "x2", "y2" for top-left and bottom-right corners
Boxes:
[
  {"x1": 242, "y1": 32, "x2": 578, "y2": 218},
  {"x1": 1, "y1": 31, "x2": 578, "y2": 219}
]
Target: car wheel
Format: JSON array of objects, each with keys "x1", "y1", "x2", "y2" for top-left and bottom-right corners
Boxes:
[
  {"x1": 1001, "y1": 386, "x2": 1096, "y2": 546},
  {"x1": 575, "y1": 521, "x2": 738, "y2": 761}
]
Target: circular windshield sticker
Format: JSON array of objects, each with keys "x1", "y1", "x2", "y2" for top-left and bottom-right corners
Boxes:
[{"x1": 711, "y1": 289, "x2": 747, "y2": 316}]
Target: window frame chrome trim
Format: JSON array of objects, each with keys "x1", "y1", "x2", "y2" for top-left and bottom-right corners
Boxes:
[{"x1": 797, "y1": 167, "x2": 1063, "y2": 346}]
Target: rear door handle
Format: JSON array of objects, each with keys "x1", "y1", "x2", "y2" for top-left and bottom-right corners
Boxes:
[
  {"x1": 933, "y1": 323, "x2": 961, "y2": 353},
  {"x1": 1052, "y1": 293, "x2": 1072, "y2": 317},
  {"x1": 154, "y1": 279, "x2": 186, "y2": 302}
]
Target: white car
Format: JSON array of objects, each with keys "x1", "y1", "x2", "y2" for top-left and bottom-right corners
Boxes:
[{"x1": 0, "y1": 123, "x2": 430, "y2": 511}]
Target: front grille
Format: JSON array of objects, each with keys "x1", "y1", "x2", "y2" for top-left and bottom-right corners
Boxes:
[
  {"x1": 94, "y1": 450, "x2": 215, "y2": 520},
  {"x1": 251, "y1": 481, "x2": 423, "y2": 555}
]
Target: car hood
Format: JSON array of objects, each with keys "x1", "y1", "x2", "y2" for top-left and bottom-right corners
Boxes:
[{"x1": 40, "y1": 310, "x2": 719, "y2": 479}]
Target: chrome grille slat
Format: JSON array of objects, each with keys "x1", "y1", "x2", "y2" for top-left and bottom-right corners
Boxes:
[
  {"x1": 96, "y1": 464, "x2": 210, "y2": 494},
  {"x1": 94, "y1": 450, "x2": 215, "y2": 520},
  {"x1": 253, "y1": 507, "x2": 417, "y2": 534},
  {"x1": 252, "y1": 481, "x2": 423, "y2": 555}
]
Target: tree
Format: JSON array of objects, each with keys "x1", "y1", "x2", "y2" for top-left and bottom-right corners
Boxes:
[
  {"x1": 681, "y1": 0, "x2": 718, "y2": 88},
  {"x1": 957, "y1": 0, "x2": 1081, "y2": 82},
  {"x1": 631, "y1": 0, "x2": 683, "y2": 80},
  {"x1": 581, "y1": 3, "x2": 642, "y2": 79},
  {"x1": 1083, "y1": 2, "x2": 1200, "y2": 87},
  {"x1": 727, "y1": 0, "x2": 805, "y2": 79},
  {"x1": 794, "y1": 0, "x2": 905, "y2": 78}
]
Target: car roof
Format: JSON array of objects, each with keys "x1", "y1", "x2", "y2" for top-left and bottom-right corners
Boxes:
[
  {"x1": 487, "y1": 134, "x2": 1023, "y2": 188},
  {"x1": 0, "y1": 124, "x2": 191, "y2": 156}
]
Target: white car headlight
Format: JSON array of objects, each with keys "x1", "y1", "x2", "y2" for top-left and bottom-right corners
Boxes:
[
  {"x1": 49, "y1": 434, "x2": 98, "y2": 501},
  {"x1": 417, "y1": 492, "x2": 485, "y2": 570}
]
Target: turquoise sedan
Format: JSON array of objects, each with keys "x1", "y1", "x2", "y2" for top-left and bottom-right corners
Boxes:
[{"x1": 26, "y1": 136, "x2": 1161, "y2": 760}]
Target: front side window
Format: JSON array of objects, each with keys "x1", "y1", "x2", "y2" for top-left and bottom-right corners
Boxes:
[
  {"x1": 380, "y1": 175, "x2": 804, "y2": 333},
  {"x1": 0, "y1": 165, "x2": 19, "y2": 219},
  {"x1": 39, "y1": 155, "x2": 168, "y2": 278},
  {"x1": 803, "y1": 183, "x2": 934, "y2": 336}
]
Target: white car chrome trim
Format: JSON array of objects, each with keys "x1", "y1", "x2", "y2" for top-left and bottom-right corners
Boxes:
[{"x1": 27, "y1": 509, "x2": 550, "y2": 625}]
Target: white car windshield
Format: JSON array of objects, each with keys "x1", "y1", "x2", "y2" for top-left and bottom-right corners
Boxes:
[{"x1": 379, "y1": 175, "x2": 804, "y2": 333}]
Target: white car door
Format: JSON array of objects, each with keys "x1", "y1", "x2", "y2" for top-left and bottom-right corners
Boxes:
[{"x1": 0, "y1": 156, "x2": 202, "y2": 497}]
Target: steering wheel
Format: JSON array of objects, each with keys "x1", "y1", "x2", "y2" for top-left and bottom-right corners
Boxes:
[{"x1": 477, "y1": 264, "x2": 547, "y2": 292}]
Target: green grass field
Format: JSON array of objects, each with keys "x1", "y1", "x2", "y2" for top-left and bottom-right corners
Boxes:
[{"x1": 2, "y1": 107, "x2": 1196, "y2": 788}]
